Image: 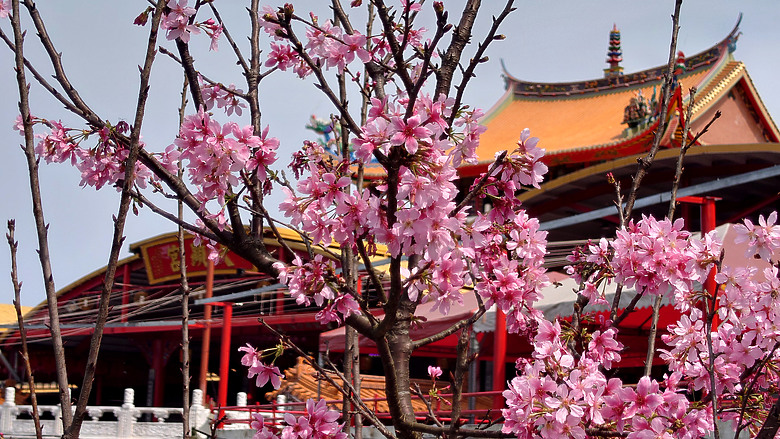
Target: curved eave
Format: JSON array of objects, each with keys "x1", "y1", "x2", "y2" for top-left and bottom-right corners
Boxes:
[{"x1": 519, "y1": 142, "x2": 780, "y2": 203}]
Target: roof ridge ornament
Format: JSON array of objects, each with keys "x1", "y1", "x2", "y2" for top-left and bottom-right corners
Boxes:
[
  {"x1": 727, "y1": 13, "x2": 743, "y2": 53},
  {"x1": 604, "y1": 23, "x2": 624, "y2": 79}
]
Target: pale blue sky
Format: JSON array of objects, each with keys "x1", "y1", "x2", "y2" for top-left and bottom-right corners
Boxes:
[{"x1": 1, "y1": 1, "x2": 777, "y2": 306}]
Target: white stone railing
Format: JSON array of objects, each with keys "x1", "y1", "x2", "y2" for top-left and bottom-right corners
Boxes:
[{"x1": 0, "y1": 386, "x2": 215, "y2": 438}]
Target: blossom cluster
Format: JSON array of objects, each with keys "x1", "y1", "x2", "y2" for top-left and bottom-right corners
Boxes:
[
  {"x1": 250, "y1": 399, "x2": 346, "y2": 439},
  {"x1": 659, "y1": 213, "x2": 780, "y2": 432},
  {"x1": 258, "y1": 2, "x2": 428, "y2": 79},
  {"x1": 238, "y1": 344, "x2": 283, "y2": 389},
  {"x1": 503, "y1": 316, "x2": 712, "y2": 439},
  {"x1": 159, "y1": 0, "x2": 222, "y2": 50},
  {"x1": 18, "y1": 116, "x2": 151, "y2": 191},
  {"x1": 239, "y1": 344, "x2": 345, "y2": 439},
  {"x1": 278, "y1": 87, "x2": 549, "y2": 323},
  {"x1": 566, "y1": 215, "x2": 722, "y2": 305},
  {"x1": 550, "y1": 213, "x2": 780, "y2": 438},
  {"x1": 160, "y1": 107, "x2": 278, "y2": 217},
  {"x1": 201, "y1": 80, "x2": 247, "y2": 117},
  {"x1": 273, "y1": 254, "x2": 360, "y2": 325}
]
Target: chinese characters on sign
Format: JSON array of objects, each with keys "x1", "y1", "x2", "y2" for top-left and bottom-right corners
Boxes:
[{"x1": 140, "y1": 235, "x2": 254, "y2": 284}]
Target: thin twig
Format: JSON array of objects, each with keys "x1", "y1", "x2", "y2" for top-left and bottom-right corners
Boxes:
[
  {"x1": 177, "y1": 75, "x2": 192, "y2": 439},
  {"x1": 411, "y1": 295, "x2": 485, "y2": 349},
  {"x1": 259, "y1": 320, "x2": 395, "y2": 439},
  {"x1": 447, "y1": 0, "x2": 516, "y2": 126},
  {"x1": 6, "y1": 220, "x2": 43, "y2": 439},
  {"x1": 636, "y1": 0, "x2": 683, "y2": 379},
  {"x1": 621, "y1": 0, "x2": 683, "y2": 223},
  {"x1": 411, "y1": 383, "x2": 445, "y2": 428},
  {"x1": 613, "y1": 287, "x2": 646, "y2": 327}
]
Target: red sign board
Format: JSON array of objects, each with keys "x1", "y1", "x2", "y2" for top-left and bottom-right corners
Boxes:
[{"x1": 138, "y1": 235, "x2": 255, "y2": 284}]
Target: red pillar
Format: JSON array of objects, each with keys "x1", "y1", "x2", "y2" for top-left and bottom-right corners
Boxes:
[
  {"x1": 702, "y1": 197, "x2": 717, "y2": 295},
  {"x1": 152, "y1": 338, "x2": 165, "y2": 406},
  {"x1": 702, "y1": 197, "x2": 719, "y2": 327},
  {"x1": 679, "y1": 196, "x2": 720, "y2": 325},
  {"x1": 217, "y1": 304, "x2": 233, "y2": 409},
  {"x1": 199, "y1": 260, "x2": 215, "y2": 397},
  {"x1": 492, "y1": 308, "x2": 507, "y2": 410}
]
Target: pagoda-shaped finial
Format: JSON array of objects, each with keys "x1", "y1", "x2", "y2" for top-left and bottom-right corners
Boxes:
[{"x1": 604, "y1": 23, "x2": 624, "y2": 78}]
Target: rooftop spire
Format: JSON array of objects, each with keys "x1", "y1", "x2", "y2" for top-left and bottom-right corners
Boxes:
[{"x1": 604, "y1": 23, "x2": 624, "y2": 78}]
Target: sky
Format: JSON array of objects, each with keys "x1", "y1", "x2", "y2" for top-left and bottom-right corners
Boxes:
[{"x1": 0, "y1": 1, "x2": 778, "y2": 306}]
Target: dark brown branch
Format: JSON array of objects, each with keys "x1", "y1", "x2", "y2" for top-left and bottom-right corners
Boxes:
[
  {"x1": 755, "y1": 398, "x2": 780, "y2": 439},
  {"x1": 0, "y1": 27, "x2": 85, "y2": 119},
  {"x1": 64, "y1": 2, "x2": 166, "y2": 436},
  {"x1": 405, "y1": 4, "x2": 449, "y2": 117},
  {"x1": 176, "y1": 75, "x2": 192, "y2": 439},
  {"x1": 12, "y1": 0, "x2": 74, "y2": 427},
  {"x1": 371, "y1": 0, "x2": 415, "y2": 91},
  {"x1": 434, "y1": 0, "x2": 481, "y2": 99},
  {"x1": 411, "y1": 295, "x2": 485, "y2": 349},
  {"x1": 613, "y1": 288, "x2": 646, "y2": 327},
  {"x1": 128, "y1": 188, "x2": 218, "y2": 242},
  {"x1": 448, "y1": 0, "x2": 515, "y2": 125},
  {"x1": 454, "y1": 150, "x2": 507, "y2": 214},
  {"x1": 22, "y1": 0, "x2": 103, "y2": 127},
  {"x1": 448, "y1": 327, "x2": 471, "y2": 436},
  {"x1": 356, "y1": 239, "x2": 388, "y2": 303},
  {"x1": 621, "y1": 0, "x2": 683, "y2": 223},
  {"x1": 175, "y1": 38, "x2": 205, "y2": 109},
  {"x1": 736, "y1": 342, "x2": 780, "y2": 438},
  {"x1": 6, "y1": 219, "x2": 43, "y2": 439},
  {"x1": 411, "y1": 384, "x2": 445, "y2": 428},
  {"x1": 398, "y1": 418, "x2": 512, "y2": 438}
]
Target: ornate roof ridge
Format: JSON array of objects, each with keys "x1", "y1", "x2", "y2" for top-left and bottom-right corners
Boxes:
[{"x1": 501, "y1": 14, "x2": 742, "y2": 98}]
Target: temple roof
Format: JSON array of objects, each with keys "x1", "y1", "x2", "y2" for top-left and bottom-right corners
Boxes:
[{"x1": 471, "y1": 17, "x2": 779, "y2": 168}]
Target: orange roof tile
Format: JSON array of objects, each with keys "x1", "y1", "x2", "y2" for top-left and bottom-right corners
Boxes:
[
  {"x1": 0, "y1": 304, "x2": 31, "y2": 328},
  {"x1": 477, "y1": 67, "x2": 714, "y2": 163},
  {"x1": 268, "y1": 357, "x2": 495, "y2": 415}
]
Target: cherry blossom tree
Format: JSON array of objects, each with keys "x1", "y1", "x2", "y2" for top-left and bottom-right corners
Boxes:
[{"x1": 3, "y1": 1, "x2": 780, "y2": 439}]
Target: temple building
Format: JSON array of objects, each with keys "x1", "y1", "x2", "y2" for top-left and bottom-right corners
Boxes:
[
  {"x1": 1, "y1": 17, "x2": 778, "y2": 414},
  {"x1": 470, "y1": 17, "x2": 780, "y2": 241}
]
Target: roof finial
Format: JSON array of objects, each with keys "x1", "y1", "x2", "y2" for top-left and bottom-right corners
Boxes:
[{"x1": 604, "y1": 23, "x2": 624, "y2": 79}]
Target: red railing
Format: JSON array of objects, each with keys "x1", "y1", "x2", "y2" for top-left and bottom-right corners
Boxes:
[{"x1": 212, "y1": 390, "x2": 505, "y2": 430}]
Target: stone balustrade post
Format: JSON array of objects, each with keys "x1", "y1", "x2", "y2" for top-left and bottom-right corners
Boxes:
[
  {"x1": 1, "y1": 386, "x2": 16, "y2": 434},
  {"x1": 190, "y1": 389, "x2": 210, "y2": 438},
  {"x1": 236, "y1": 392, "x2": 247, "y2": 407},
  {"x1": 53, "y1": 403, "x2": 63, "y2": 436},
  {"x1": 54, "y1": 387, "x2": 71, "y2": 436},
  {"x1": 117, "y1": 388, "x2": 136, "y2": 438}
]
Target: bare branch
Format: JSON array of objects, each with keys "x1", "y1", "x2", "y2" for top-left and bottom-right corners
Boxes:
[
  {"x1": 259, "y1": 320, "x2": 396, "y2": 439},
  {"x1": 621, "y1": 0, "x2": 683, "y2": 223},
  {"x1": 11, "y1": 0, "x2": 73, "y2": 426},
  {"x1": 448, "y1": 0, "x2": 516, "y2": 125},
  {"x1": 6, "y1": 219, "x2": 43, "y2": 439}
]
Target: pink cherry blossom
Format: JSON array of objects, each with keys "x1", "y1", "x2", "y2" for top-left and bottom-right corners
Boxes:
[{"x1": 0, "y1": 1, "x2": 10, "y2": 19}]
